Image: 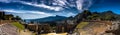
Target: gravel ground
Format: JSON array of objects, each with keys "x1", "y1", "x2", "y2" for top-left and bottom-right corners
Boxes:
[{"x1": 0, "y1": 23, "x2": 18, "y2": 35}]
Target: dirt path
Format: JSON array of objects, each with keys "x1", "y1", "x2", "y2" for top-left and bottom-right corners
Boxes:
[
  {"x1": 19, "y1": 30, "x2": 33, "y2": 35},
  {"x1": 0, "y1": 23, "x2": 18, "y2": 35},
  {"x1": 41, "y1": 33, "x2": 67, "y2": 35}
]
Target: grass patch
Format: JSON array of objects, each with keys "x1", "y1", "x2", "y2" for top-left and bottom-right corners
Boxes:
[
  {"x1": 12, "y1": 22, "x2": 25, "y2": 30},
  {"x1": 76, "y1": 22, "x2": 89, "y2": 29}
]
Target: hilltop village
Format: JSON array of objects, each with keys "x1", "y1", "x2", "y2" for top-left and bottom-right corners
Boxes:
[{"x1": 0, "y1": 10, "x2": 120, "y2": 35}]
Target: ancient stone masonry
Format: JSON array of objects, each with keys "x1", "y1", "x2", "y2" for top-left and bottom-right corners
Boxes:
[
  {"x1": 69, "y1": 21, "x2": 116, "y2": 35},
  {"x1": 105, "y1": 21, "x2": 120, "y2": 35},
  {"x1": 107, "y1": 21, "x2": 120, "y2": 31},
  {"x1": 25, "y1": 24, "x2": 52, "y2": 34},
  {"x1": 0, "y1": 11, "x2": 14, "y2": 20},
  {"x1": 55, "y1": 23, "x2": 75, "y2": 33}
]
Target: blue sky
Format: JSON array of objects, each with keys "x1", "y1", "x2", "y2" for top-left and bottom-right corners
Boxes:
[
  {"x1": 89, "y1": 0, "x2": 120, "y2": 14},
  {"x1": 0, "y1": 0, "x2": 120, "y2": 19}
]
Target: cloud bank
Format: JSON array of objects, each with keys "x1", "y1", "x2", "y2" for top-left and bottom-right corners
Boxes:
[
  {"x1": 19, "y1": 1, "x2": 63, "y2": 11},
  {"x1": 0, "y1": 0, "x2": 93, "y2": 19}
]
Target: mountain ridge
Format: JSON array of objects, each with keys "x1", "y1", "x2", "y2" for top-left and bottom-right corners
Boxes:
[{"x1": 25, "y1": 15, "x2": 67, "y2": 23}]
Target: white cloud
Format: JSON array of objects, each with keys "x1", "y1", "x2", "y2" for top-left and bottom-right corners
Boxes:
[
  {"x1": 0, "y1": 0, "x2": 63, "y2": 11},
  {"x1": 1, "y1": 9, "x2": 55, "y2": 19},
  {"x1": 76, "y1": 0, "x2": 84, "y2": 10},
  {"x1": 29, "y1": 11, "x2": 53, "y2": 16},
  {"x1": 2, "y1": 9, "x2": 53, "y2": 16},
  {"x1": 13, "y1": 13, "x2": 52, "y2": 19},
  {"x1": 0, "y1": 0, "x2": 19, "y2": 3},
  {"x1": 19, "y1": 1, "x2": 63, "y2": 11},
  {"x1": 66, "y1": 12, "x2": 76, "y2": 17},
  {"x1": 53, "y1": 0, "x2": 67, "y2": 6},
  {"x1": 1, "y1": 9, "x2": 77, "y2": 19},
  {"x1": 0, "y1": 0, "x2": 93, "y2": 12},
  {"x1": 2, "y1": 9, "x2": 25, "y2": 13}
]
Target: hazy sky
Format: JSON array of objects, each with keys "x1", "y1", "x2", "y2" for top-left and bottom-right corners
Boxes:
[{"x1": 0, "y1": 0, "x2": 120, "y2": 19}]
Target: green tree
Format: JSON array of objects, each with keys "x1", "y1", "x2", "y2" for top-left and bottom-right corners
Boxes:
[
  {"x1": 88, "y1": 12, "x2": 100, "y2": 20},
  {"x1": 12, "y1": 16, "x2": 21, "y2": 20},
  {"x1": 101, "y1": 10, "x2": 116, "y2": 20},
  {"x1": 81, "y1": 10, "x2": 92, "y2": 20},
  {"x1": 0, "y1": 11, "x2": 5, "y2": 20},
  {"x1": 16, "y1": 16, "x2": 21, "y2": 20}
]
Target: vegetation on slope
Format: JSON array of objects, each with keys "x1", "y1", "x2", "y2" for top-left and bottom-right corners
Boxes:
[
  {"x1": 12, "y1": 22, "x2": 25, "y2": 30},
  {"x1": 74, "y1": 10, "x2": 119, "y2": 22},
  {"x1": 76, "y1": 22, "x2": 89, "y2": 29}
]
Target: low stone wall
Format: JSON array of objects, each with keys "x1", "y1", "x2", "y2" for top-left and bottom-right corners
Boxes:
[
  {"x1": 24, "y1": 24, "x2": 52, "y2": 34},
  {"x1": 0, "y1": 20, "x2": 13, "y2": 24}
]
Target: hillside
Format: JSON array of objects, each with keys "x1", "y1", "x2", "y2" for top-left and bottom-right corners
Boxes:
[
  {"x1": 73, "y1": 21, "x2": 120, "y2": 35},
  {"x1": 25, "y1": 15, "x2": 67, "y2": 23},
  {"x1": 72, "y1": 10, "x2": 120, "y2": 24}
]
